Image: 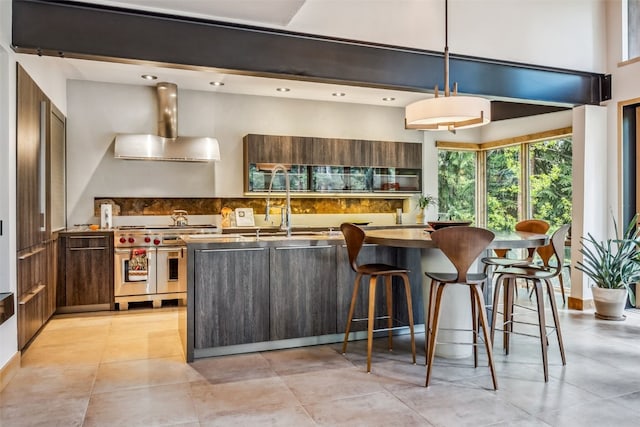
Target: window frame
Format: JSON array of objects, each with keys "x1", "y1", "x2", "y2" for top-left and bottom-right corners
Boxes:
[{"x1": 437, "y1": 127, "x2": 572, "y2": 228}]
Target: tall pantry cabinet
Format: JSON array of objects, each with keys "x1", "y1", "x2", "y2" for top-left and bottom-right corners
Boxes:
[{"x1": 16, "y1": 65, "x2": 66, "y2": 349}]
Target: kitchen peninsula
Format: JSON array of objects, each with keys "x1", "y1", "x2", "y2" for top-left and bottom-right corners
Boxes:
[
  {"x1": 181, "y1": 226, "x2": 549, "y2": 362},
  {"x1": 181, "y1": 227, "x2": 424, "y2": 362}
]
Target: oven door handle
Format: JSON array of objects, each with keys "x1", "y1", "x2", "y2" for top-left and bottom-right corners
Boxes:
[{"x1": 156, "y1": 246, "x2": 186, "y2": 257}]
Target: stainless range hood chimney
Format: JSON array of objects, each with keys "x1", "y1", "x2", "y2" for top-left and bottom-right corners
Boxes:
[{"x1": 114, "y1": 82, "x2": 220, "y2": 162}]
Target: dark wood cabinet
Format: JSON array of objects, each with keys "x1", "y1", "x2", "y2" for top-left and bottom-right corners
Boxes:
[
  {"x1": 244, "y1": 134, "x2": 421, "y2": 168},
  {"x1": 269, "y1": 245, "x2": 337, "y2": 340},
  {"x1": 17, "y1": 244, "x2": 47, "y2": 349},
  {"x1": 244, "y1": 134, "x2": 422, "y2": 193},
  {"x1": 16, "y1": 65, "x2": 66, "y2": 349},
  {"x1": 16, "y1": 65, "x2": 46, "y2": 251},
  {"x1": 44, "y1": 237, "x2": 58, "y2": 319},
  {"x1": 192, "y1": 247, "x2": 269, "y2": 348},
  {"x1": 60, "y1": 233, "x2": 114, "y2": 307}
]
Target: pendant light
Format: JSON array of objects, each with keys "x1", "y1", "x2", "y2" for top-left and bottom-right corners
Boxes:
[{"x1": 405, "y1": 0, "x2": 491, "y2": 131}]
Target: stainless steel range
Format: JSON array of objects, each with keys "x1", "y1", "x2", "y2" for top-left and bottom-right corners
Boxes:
[{"x1": 113, "y1": 225, "x2": 217, "y2": 310}]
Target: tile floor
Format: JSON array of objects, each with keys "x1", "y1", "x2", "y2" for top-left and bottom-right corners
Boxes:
[{"x1": 2, "y1": 295, "x2": 640, "y2": 426}]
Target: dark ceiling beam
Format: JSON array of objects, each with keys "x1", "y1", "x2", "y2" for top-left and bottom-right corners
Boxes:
[{"x1": 12, "y1": 0, "x2": 608, "y2": 107}]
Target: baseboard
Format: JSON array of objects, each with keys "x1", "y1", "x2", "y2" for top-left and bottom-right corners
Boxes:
[
  {"x1": 0, "y1": 351, "x2": 21, "y2": 392},
  {"x1": 568, "y1": 296, "x2": 594, "y2": 310}
]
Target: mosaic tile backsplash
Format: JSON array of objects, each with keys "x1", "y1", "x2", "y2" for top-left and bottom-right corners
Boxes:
[{"x1": 95, "y1": 197, "x2": 405, "y2": 216}]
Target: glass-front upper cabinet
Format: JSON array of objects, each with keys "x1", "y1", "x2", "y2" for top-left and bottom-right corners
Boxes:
[
  {"x1": 372, "y1": 168, "x2": 421, "y2": 192},
  {"x1": 248, "y1": 164, "x2": 309, "y2": 192},
  {"x1": 311, "y1": 166, "x2": 370, "y2": 192},
  {"x1": 246, "y1": 163, "x2": 421, "y2": 194}
]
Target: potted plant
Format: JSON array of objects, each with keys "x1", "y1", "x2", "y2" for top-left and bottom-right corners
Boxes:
[
  {"x1": 415, "y1": 194, "x2": 438, "y2": 224},
  {"x1": 576, "y1": 214, "x2": 640, "y2": 320}
]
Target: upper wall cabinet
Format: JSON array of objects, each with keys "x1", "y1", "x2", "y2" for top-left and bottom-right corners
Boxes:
[
  {"x1": 243, "y1": 134, "x2": 422, "y2": 195},
  {"x1": 244, "y1": 134, "x2": 421, "y2": 168}
]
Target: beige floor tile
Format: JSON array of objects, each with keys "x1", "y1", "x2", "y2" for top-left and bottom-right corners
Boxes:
[
  {"x1": 198, "y1": 405, "x2": 315, "y2": 427},
  {"x1": 393, "y1": 381, "x2": 530, "y2": 426},
  {"x1": 190, "y1": 353, "x2": 276, "y2": 384},
  {"x1": 189, "y1": 377, "x2": 300, "y2": 419},
  {"x1": 20, "y1": 341, "x2": 105, "y2": 368},
  {"x1": 283, "y1": 366, "x2": 393, "y2": 405},
  {"x1": 84, "y1": 382, "x2": 198, "y2": 427},
  {"x1": 93, "y1": 356, "x2": 203, "y2": 393},
  {"x1": 305, "y1": 390, "x2": 430, "y2": 426},
  {"x1": 261, "y1": 345, "x2": 354, "y2": 375},
  {"x1": 0, "y1": 364, "x2": 97, "y2": 406},
  {"x1": 101, "y1": 332, "x2": 184, "y2": 363},
  {"x1": 0, "y1": 396, "x2": 89, "y2": 427}
]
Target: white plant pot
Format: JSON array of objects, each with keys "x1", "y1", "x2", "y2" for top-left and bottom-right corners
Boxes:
[{"x1": 591, "y1": 287, "x2": 628, "y2": 321}]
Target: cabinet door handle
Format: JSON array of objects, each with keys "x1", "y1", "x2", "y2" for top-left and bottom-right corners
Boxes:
[
  {"x1": 275, "y1": 245, "x2": 332, "y2": 250},
  {"x1": 18, "y1": 246, "x2": 46, "y2": 260},
  {"x1": 199, "y1": 247, "x2": 266, "y2": 253},
  {"x1": 69, "y1": 235, "x2": 107, "y2": 240},
  {"x1": 18, "y1": 284, "x2": 46, "y2": 305},
  {"x1": 69, "y1": 247, "x2": 106, "y2": 251}
]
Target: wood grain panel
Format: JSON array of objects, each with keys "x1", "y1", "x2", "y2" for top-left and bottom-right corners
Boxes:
[
  {"x1": 16, "y1": 65, "x2": 46, "y2": 251},
  {"x1": 63, "y1": 233, "x2": 114, "y2": 306},
  {"x1": 270, "y1": 245, "x2": 337, "y2": 340},
  {"x1": 193, "y1": 247, "x2": 270, "y2": 348}
]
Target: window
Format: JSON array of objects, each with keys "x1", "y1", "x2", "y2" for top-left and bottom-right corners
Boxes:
[
  {"x1": 437, "y1": 150, "x2": 476, "y2": 223},
  {"x1": 628, "y1": 0, "x2": 640, "y2": 60},
  {"x1": 486, "y1": 146, "x2": 521, "y2": 231},
  {"x1": 437, "y1": 130, "x2": 572, "y2": 231},
  {"x1": 529, "y1": 138, "x2": 573, "y2": 229}
]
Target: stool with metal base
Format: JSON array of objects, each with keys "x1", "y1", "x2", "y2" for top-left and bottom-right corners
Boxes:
[
  {"x1": 491, "y1": 224, "x2": 570, "y2": 382},
  {"x1": 424, "y1": 226, "x2": 498, "y2": 390},
  {"x1": 340, "y1": 223, "x2": 416, "y2": 373}
]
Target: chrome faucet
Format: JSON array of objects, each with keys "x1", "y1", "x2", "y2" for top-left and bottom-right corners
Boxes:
[{"x1": 264, "y1": 164, "x2": 292, "y2": 237}]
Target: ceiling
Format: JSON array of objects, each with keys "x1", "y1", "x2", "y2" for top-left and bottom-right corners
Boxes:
[
  {"x1": 16, "y1": 0, "x2": 578, "y2": 113},
  {"x1": 19, "y1": 0, "x2": 444, "y2": 108}
]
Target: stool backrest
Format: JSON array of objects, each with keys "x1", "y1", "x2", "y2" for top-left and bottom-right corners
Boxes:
[
  {"x1": 544, "y1": 224, "x2": 571, "y2": 277},
  {"x1": 340, "y1": 223, "x2": 365, "y2": 272},
  {"x1": 516, "y1": 219, "x2": 550, "y2": 260},
  {"x1": 430, "y1": 226, "x2": 495, "y2": 282}
]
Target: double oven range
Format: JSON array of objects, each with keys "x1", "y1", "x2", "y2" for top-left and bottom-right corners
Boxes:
[{"x1": 113, "y1": 225, "x2": 216, "y2": 310}]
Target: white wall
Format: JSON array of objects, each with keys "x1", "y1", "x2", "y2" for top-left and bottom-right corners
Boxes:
[
  {"x1": 0, "y1": 0, "x2": 18, "y2": 370},
  {"x1": 0, "y1": 0, "x2": 68, "y2": 372},
  {"x1": 66, "y1": 80, "x2": 424, "y2": 225},
  {"x1": 288, "y1": 0, "x2": 607, "y2": 73}
]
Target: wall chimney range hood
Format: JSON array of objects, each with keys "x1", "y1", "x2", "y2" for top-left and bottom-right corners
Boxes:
[{"x1": 114, "y1": 82, "x2": 220, "y2": 162}]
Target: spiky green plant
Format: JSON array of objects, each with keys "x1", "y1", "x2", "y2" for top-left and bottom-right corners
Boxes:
[{"x1": 576, "y1": 214, "x2": 640, "y2": 306}]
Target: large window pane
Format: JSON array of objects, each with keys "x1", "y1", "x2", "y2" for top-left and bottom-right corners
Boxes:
[
  {"x1": 486, "y1": 146, "x2": 521, "y2": 231},
  {"x1": 529, "y1": 138, "x2": 573, "y2": 230},
  {"x1": 437, "y1": 150, "x2": 476, "y2": 223}
]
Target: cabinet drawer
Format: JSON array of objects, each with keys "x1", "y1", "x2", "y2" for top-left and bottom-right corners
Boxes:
[{"x1": 67, "y1": 235, "x2": 109, "y2": 249}]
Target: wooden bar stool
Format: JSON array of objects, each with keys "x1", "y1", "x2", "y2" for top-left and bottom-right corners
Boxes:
[
  {"x1": 491, "y1": 224, "x2": 570, "y2": 382},
  {"x1": 340, "y1": 223, "x2": 416, "y2": 373},
  {"x1": 424, "y1": 226, "x2": 498, "y2": 390},
  {"x1": 481, "y1": 219, "x2": 550, "y2": 281}
]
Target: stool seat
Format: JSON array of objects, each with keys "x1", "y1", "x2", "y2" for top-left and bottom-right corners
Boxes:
[
  {"x1": 356, "y1": 264, "x2": 409, "y2": 275},
  {"x1": 340, "y1": 223, "x2": 416, "y2": 373},
  {"x1": 425, "y1": 272, "x2": 487, "y2": 284}
]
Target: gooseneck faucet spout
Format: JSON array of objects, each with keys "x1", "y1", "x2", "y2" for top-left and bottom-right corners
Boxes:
[{"x1": 264, "y1": 164, "x2": 292, "y2": 237}]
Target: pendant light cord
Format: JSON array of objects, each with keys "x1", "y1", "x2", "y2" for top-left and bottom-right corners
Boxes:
[{"x1": 443, "y1": 0, "x2": 450, "y2": 97}]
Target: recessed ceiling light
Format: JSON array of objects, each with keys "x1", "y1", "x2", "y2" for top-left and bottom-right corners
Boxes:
[
  {"x1": 141, "y1": 74, "x2": 157, "y2": 80},
  {"x1": 210, "y1": 81, "x2": 224, "y2": 86},
  {"x1": 276, "y1": 87, "x2": 290, "y2": 92},
  {"x1": 332, "y1": 92, "x2": 346, "y2": 97},
  {"x1": 382, "y1": 97, "x2": 396, "y2": 101}
]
